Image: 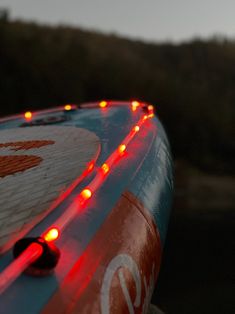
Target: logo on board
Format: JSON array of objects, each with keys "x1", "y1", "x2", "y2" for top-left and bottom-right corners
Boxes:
[{"x1": 101, "y1": 254, "x2": 156, "y2": 314}]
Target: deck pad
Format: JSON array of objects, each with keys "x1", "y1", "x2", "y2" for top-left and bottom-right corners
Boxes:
[{"x1": 0, "y1": 126, "x2": 100, "y2": 253}]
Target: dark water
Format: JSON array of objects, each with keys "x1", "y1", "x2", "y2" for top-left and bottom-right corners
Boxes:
[
  {"x1": 151, "y1": 201, "x2": 234, "y2": 313},
  {"x1": 152, "y1": 204, "x2": 235, "y2": 314}
]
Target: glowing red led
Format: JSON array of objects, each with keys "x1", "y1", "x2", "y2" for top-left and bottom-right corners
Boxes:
[
  {"x1": 64, "y1": 104, "x2": 72, "y2": 111},
  {"x1": 118, "y1": 144, "x2": 126, "y2": 154},
  {"x1": 99, "y1": 101, "x2": 107, "y2": 108},
  {"x1": 24, "y1": 111, "x2": 32, "y2": 120},
  {"x1": 87, "y1": 161, "x2": 95, "y2": 172},
  {"x1": 80, "y1": 188, "x2": 92, "y2": 201},
  {"x1": 131, "y1": 101, "x2": 140, "y2": 112},
  {"x1": 147, "y1": 105, "x2": 154, "y2": 117},
  {"x1": 133, "y1": 125, "x2": 140, "y2": 132},
  {"x1": 101, "y1": 163, "x2": 110, "y2": 174},
  {"x1": 43, "y1": 227, "x2": 60, "y2": 242}
]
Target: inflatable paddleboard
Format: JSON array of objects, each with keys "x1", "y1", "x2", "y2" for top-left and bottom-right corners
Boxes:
[{"x1": 0, "y1": 101, "x2": 173, "y2": 314}]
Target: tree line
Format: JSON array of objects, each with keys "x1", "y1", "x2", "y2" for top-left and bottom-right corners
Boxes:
[{"x1": 0, "y1": 20, "x2": 234, "y2": 174}]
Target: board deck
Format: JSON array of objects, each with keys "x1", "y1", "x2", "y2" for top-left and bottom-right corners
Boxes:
[{"x1": 0, "y1": 126, "x2": 100, "y2": 253}]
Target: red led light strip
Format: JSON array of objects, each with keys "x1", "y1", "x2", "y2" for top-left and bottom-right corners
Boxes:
[
  {"x1": 0, "y1": 102, "x2": 154, "y2": 294},
  {"x1": 0, "y1": 105, "x2": 78, "y2": 123},
  {"x1": 0, "y1": 243, "x2": 43, "y2": 294},
  {"x1": 43, "y1": 114, "x2": 150, "y2": 235},
  {"x1": 0, "y1": 100, "x2": 152, "y2": 123}
]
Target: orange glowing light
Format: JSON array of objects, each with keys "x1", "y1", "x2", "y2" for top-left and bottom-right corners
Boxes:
[
  {"x1": 87, "y1": 162, "x2": 94, "y2": 172},
  {"x1": 133, "y1": 125, "x2": 140, "y2": 132},
  {"x1": 80, "y1": 188, "x2": 92, "y2": 200},
  {"x1": 118, "y1": 144, "x2": 126, "y2": 154},
  {"x1": 44, "y1": 228, "x2": 59, "y2": 242},
  {"x1": 64, "y1": 104, "x2": 72, "y2": 111},
  {"x1": 99, "y1": 101, "x2": 107, "y2": 108},
  {"x1": 143, "y1": 115, "x2": 148, "y2": 121},
  {"x1": 24, "y1": 111, "x2": 32, "y2": 120},
  {"x1": 101, "y1": 163, "x2": 110, "y2": 174},
  {"x1": 131, "y1": 101, "x2": 140, "y2": 111},
  {"x1": 148, "y1": 105, "x2": 154, "y2": 112},
  {"x1": 148, "y1": 113, "x2": 154, "y2": 118}
]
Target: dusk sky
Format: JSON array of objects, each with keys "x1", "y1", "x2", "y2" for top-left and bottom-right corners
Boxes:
[{"x1": 0, "y1": 0, "x2": 234, "y2": 42}]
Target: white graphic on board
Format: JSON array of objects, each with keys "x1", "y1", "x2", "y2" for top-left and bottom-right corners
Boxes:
[{"x1": 101, "y1": 254, "x2": 155, "y2": 314}]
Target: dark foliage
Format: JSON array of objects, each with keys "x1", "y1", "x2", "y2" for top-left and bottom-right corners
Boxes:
[{"x1": 0, "y1": 20, "x2": 234, "y2": 173}]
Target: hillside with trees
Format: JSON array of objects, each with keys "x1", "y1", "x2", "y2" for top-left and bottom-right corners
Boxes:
[{"x1": 0, "y1": 19, "x2": 234, "y2": 173}]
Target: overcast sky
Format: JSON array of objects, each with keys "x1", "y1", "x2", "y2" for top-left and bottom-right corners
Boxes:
[{"x1": 0, "y1": 0, "x2": 234, "y2": 42}]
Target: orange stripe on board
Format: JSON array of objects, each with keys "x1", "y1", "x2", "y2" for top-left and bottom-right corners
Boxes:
[
  {"x1": 43, "y1": 191, "x2": 162, "y2": 314},
  {"x1": 0, "y1": 156, "x2": 42, "y2": 178},
  {"x1": 0, "y1": 140, "x2": 54, "y2": 177},
  {"x1": 0, "y1": 140, "x2": 54, "y2": 151}
]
